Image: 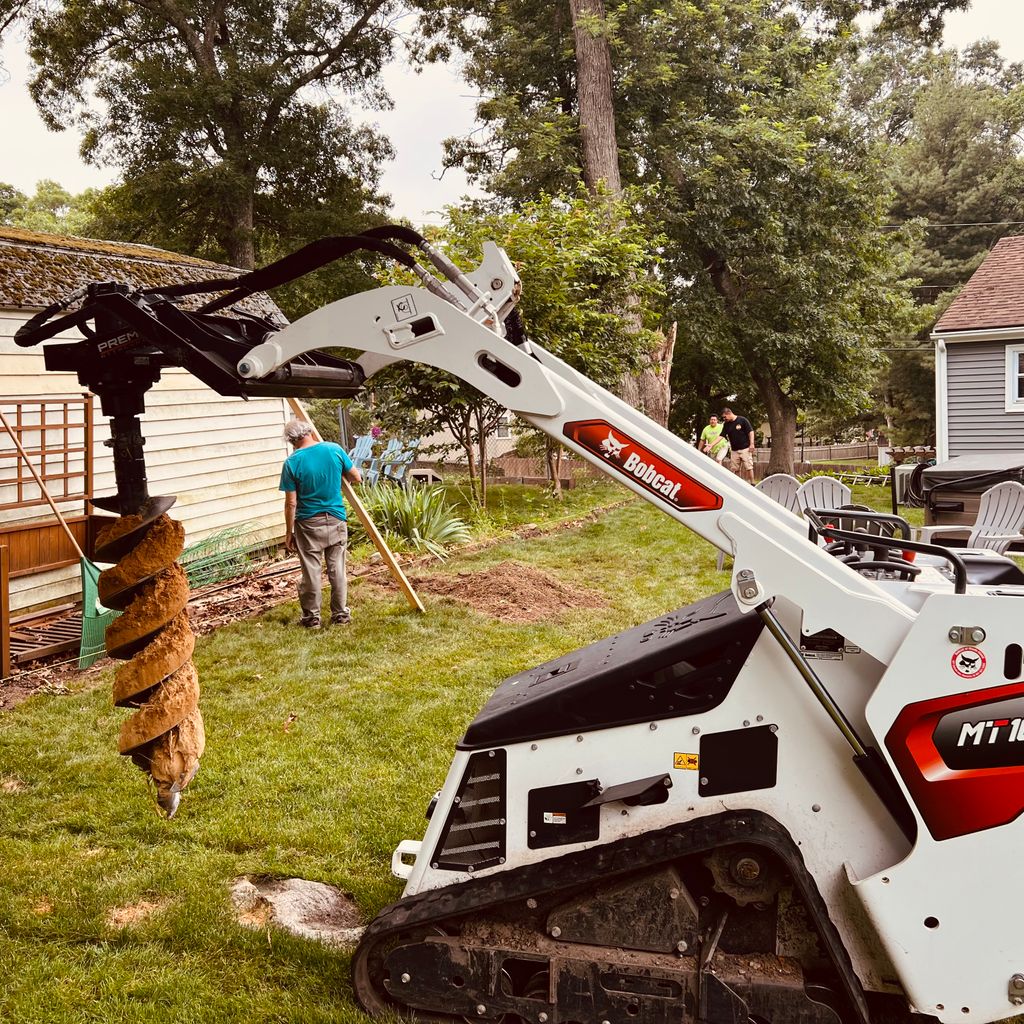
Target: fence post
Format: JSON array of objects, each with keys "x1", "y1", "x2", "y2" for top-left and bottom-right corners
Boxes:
[{"x1": 1, "y1": 545, "x2": 10, "y2": 679}]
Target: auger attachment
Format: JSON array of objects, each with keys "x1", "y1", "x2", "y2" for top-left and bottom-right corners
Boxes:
[{"x1": 96, "y1": 499, "x2": 204, "y2": 817}]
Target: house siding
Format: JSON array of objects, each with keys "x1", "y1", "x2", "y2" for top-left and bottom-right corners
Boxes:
[
  {"x1": 946, "y1": 338, "x2": 1024, "y2": 456},
  {"x1": 1, "y1": 309, "x2": 290, "y2": 613}
]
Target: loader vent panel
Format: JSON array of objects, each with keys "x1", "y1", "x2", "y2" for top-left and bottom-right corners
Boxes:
[
  {"x1": 431, "y1": 750, "x2": 506, "y2": 872},
  {"x1": 459, "y1": 590, "x2": 762, "y2": 749}
]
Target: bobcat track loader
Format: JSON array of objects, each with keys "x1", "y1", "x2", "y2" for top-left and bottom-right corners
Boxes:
[{"x1": 18, "y1": 225, "x2": 1024, "y2": 1024}]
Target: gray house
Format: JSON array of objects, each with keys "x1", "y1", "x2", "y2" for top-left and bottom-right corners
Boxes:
[{"x1": 933, "y1": 235, "x2": 1024, "y2": 462}]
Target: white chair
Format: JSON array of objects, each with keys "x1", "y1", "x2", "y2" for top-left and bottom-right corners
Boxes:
[
  {"x1": 797, "y1": 476, "x2": 852, "y2": 514},
  {"x1": 758, "y1": 473, "x2": 802, "y2": 514},
  {"x1": 917, "y1": 480, "x2": 1024, "y2": 555},
  {"x1": 717, "y1": 473, "x2": 804, "y2": 570}
]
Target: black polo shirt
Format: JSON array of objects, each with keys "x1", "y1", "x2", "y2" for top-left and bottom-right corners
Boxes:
[{"x1": 722, "y1": 416, "x2": 753, "y2": 451}]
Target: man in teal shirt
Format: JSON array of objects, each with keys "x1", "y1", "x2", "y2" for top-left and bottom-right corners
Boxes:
[{"x1": 280, "y1": 418, "x2": 362, "y2": 628}]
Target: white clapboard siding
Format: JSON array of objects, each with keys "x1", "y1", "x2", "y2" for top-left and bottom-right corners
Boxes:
[{"x1": 1, "y1": 309, "x2": 292, "y2": 613}]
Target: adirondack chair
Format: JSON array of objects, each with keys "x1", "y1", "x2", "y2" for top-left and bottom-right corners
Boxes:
[
  {"x1": 717, "y1": 473, "x2": 803, "y2": 570},
  {"x1": 364, "y1": 437, "x2": 402, "y2": 487},
  {"x1": 797, "y1": 475, "x2": 852, "y2": 513},
  {"x1": 917, "y1": 480, "x2": 1024, "y2": 555},
  {"x1": 347, "y1": 434, "x2": 376, "y2": 474},
  {"x1": 383, "y1": 438, "x2": 421, "y2": 486},
  {"x1": 758, "y1": 473, "x2": 802, "y2": 514}
]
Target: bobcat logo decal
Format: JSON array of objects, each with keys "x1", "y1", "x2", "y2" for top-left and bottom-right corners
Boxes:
[{"x1": 599, "y1": 432, "x2": 627, "y2": 460}]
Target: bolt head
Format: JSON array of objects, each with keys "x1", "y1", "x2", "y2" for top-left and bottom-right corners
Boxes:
[
  {"x1": 741, "y1": 586, "x2": 757, "y2": 599},
  {"x1": 649, "y1": 722, "x2": 658, "y2": 731},
  {"x1": 970, "y1": 627, "x2": 986, "y2": 643},
  {"x1": 550, "y1": 926, "x2": 561, "y2": 938},
  {"x1": 948, "y1": 627, "x2": 960, "y2": 642},
  {"x1": 491, "y1": 278, "x2": 504, "y2": 290},
  {"x1": 676, "y1": 940, "x2": 688, "y2": 953},
  {"x1": 538, "y1": 1015, "x2": 548, "y2": 1023},
  {"x1": 401, "y1": 973, "x2": 411, "y2": 984},
  {"x1": 733, "y1": 856, "x2": 762, "y2": 883},
  {"x1": 476, "y1": 1005, "x2": 487, "y2": 1016},
  {"x1": 526, "y1": 898, "x2": 538, "y2": 909}
]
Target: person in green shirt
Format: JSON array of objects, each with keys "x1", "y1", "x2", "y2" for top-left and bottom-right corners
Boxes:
[{"x1": 699, "y1": 415, "x2": 730, "y2": 464}]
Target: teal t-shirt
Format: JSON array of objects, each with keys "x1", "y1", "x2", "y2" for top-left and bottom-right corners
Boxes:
[{"x1": 279, "y1": 442, "x2": 353, "y2": 521}]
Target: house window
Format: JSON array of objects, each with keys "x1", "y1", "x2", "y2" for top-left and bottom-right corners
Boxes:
[
  {"x1": 1006, "y1": 345, "x2": 1024, "y2": 412},
  {"x1": 496, "y1": 413, "x2": 512, "y2": 439}
]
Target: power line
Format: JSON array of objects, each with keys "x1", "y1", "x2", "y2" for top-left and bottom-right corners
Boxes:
[{"x1": 883, "y1": 220, "x2": 1024, "y2": 229}]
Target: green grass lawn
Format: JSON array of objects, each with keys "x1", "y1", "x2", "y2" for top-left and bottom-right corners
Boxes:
[{"x1": 0, "y1": 481, "x2": 914, "y2": 1023}]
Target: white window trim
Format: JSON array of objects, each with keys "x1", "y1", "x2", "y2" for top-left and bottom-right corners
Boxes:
[{"x1": 1006, "y1": 344, "x2": 1024, "y2": 413}]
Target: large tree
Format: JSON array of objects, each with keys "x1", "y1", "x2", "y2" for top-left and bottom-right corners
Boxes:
[
  {"x1": 441, "y1": 0, "x2": 934, "y2": 472},
  {"x1": 848, "y1": 36, "x2": 1024, "y2": 444},
  {"x1": 1, "y1": 0, "x2": 413, "y2": 270}
]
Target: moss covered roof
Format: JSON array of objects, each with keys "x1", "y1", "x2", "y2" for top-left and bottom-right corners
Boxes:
[{"x1": 0, "y1": 226, "x2": 281, "y2": 319}]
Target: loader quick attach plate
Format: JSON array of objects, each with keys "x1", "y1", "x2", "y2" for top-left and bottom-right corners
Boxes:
[{"x1": 459, "y1": 590, "x2": 763, "y2": 748}]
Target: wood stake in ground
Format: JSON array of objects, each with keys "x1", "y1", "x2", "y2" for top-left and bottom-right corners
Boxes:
[{"x1": 286, "y1": 398, "x2": 424, "y2": 614}]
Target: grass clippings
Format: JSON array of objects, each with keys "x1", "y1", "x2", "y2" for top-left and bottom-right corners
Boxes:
[{"x1": 106, "y1": 898, "x2": 169, "y2": 930}]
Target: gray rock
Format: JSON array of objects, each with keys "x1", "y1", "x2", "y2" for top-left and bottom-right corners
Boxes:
[{"x1": 230, "y1": 876, "x2": 364, "y2": 946}]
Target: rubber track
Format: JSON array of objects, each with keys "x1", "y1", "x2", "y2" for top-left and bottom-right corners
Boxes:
[{"x1": 352, "y1": 809, "x2": 870, "y2": 1024}]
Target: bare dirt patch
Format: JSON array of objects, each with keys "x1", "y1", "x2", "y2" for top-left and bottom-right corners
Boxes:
[
  {"x1": 0, "y1": 776, "x2": 28, "y2": 794},
  {"x1": 230, "y1": 876, "x2": 363, "y2": 946},
  {"x1": 32, "y1": 899, "x2": 53, "y2": 916},
  {"x1": 106, "y1": 898, "x2": 169, "y2": 929},
  {"x1": 379, "y1": 560, "x2": 606, "y2": 623}
]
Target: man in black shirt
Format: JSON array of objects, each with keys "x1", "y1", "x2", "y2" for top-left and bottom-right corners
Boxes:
[{"x1": 721, "y1": 407, "x2": 756, "y2": 483}]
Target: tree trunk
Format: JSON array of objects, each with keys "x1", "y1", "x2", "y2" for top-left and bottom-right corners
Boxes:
[
  {"x1": 476, "y1": 405, "x2": 489, "y2": 508},
  {"x1": 750, "y1": 361, "x2": 797, "y2": 476},
  {"x1": 226, "y1": 189, "x2": 256, "y2": 269},
  {"x1": 568, "y1": 0, "x2": 621, "y2": 192},
  {"x1": 545, "y1": 439, "x2": 563, "y2": 499}
]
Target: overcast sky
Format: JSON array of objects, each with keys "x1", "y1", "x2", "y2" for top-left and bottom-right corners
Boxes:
[{"x1": 0, "y1": 0, "x2": 1021, "y2": 226}]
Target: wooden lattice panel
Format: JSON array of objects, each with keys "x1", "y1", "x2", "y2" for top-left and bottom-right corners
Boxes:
[{"x1": 0, "y1": 395, "x2": 92, "y2": 512}]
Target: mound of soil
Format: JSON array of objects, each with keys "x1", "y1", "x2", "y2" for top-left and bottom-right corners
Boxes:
[{"x1": 402, "y1": 560, "x2": 605, "y2": 623}]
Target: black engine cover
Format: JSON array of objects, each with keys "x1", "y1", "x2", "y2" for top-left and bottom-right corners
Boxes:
[{"x1": 460, "y1": 590, "x2": 763, "y2": 748}]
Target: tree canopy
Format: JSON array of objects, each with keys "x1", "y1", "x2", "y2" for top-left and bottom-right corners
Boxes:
[
  {"x1": 0, "y1": 0, "x2": 418, "y2": 271},
  {"x1": 439, "y1": 0, "x2": 931, "y2": 471}
]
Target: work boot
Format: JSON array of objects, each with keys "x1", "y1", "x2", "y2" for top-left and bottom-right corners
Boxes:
[
  {"x1": 331, "y1": 608, "x2": 352, "y2": 626},
  {"x1": 299, "y1": 615, "x2": 321, "y2": 629}
]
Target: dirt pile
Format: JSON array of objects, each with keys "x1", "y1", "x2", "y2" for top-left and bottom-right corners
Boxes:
[{"x1": 399, "y1": 560, "x2": 605, "y2": 623}]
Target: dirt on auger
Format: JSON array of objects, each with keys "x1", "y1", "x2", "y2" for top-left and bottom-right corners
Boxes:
[{"x1": 97, "y1": 512, "x2": 204, "y2": 817}]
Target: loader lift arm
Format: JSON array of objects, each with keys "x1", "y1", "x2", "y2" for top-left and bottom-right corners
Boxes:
[{"x1": 16, "y1": 225, "x2": 918, "y2": 658}]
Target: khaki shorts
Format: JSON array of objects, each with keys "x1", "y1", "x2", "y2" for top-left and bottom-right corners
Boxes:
[{"x1": 730, "y1": 448, "x2": 753, "y2": 472}]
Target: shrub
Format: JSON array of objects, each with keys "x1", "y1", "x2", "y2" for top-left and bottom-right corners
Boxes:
[{"x1": 349, "y1": 484, "x2": 471, "y2": 559}]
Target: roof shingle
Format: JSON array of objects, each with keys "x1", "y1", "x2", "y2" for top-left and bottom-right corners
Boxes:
[
  {"x1": 935, "y1": 235, "x2": 1024, "y2": 333},
  {"x1": 0, "y1": 226, "x2": 281, "y2": 320}
]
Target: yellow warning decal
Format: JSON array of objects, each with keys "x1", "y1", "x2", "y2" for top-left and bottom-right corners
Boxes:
[{"x1": 674, "y1": 752, "x2": 699, "y2": 771}]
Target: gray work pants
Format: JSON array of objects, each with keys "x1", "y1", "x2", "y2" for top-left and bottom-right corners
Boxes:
[{"x1": 294, "y1": 513, "x2": 349, "y2": 624}]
